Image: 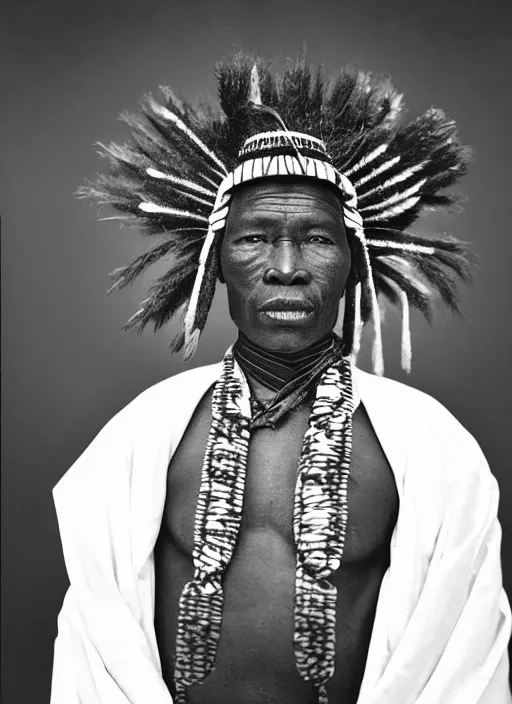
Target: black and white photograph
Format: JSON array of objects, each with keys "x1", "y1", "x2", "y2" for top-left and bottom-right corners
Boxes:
[{"x1": 3, "y1": 0, "x2": 512, "y2": 702}]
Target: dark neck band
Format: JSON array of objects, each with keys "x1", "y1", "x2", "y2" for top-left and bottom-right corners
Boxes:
[{"x1": 233, "y1": 332, "x2": 335, "y2": 393}]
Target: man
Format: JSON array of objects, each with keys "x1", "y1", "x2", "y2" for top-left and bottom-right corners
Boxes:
[{"x1": 51, "y1": 56, "x2": 512, "y2": 703}]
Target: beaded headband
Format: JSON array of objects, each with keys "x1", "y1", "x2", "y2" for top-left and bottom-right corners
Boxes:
[{"x1": 183, "y1": 129, "x2": 384, "y2": 373}]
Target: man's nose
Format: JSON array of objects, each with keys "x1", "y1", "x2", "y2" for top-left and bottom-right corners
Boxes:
[{"x1": 263, "y1": 241, "x2": 311, "y2": 285}]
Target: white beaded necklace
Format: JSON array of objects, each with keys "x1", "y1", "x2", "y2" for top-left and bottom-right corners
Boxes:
[{"x1": 174, "y1": 351, "x2": 359, "y2": 704}]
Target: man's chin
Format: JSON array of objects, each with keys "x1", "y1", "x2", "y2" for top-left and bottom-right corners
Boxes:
[{"x1": 240, "y1": 325, "x2": 332, "y2": 353}]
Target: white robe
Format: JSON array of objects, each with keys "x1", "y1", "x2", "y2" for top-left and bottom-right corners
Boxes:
[{"x1": 51, "y1": 363, "x2": 512, "y2": 703}]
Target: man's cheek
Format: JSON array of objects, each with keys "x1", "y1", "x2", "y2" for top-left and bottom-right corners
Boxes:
[
  {"x1": 231, "y1": 262, "x2": 262, "y2": 291},
  {"x1": 315, "y1": 267, "x2": 344, "y2": 296},
  {"x1": 223, "y1": 250, "x2": 262, "y2": 280}
]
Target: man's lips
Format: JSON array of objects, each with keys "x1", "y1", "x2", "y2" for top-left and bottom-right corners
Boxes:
[
  {"x1": 258, "y1": 298, "x2": 315, "y2": 323},
  {"x1": 258, "y1": 297, "x2": 314, "y2": 312}
]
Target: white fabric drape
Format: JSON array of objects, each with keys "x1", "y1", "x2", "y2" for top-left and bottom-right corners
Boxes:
[{"x1": 51, "y1": 363, "x2": 512, "y2": 703}]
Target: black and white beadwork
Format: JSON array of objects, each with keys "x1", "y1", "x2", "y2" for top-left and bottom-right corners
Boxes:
[
  {"x1": 173, "y1": 353, "x2": 251, "y2": 702},
  {"x1": 173, "y1": 350, "x2": 357, "y2": 704}
]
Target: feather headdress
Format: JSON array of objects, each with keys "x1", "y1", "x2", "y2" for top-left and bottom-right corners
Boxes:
[{"x1": 79, "y1": 54, "x2": 473, "y2": 374}]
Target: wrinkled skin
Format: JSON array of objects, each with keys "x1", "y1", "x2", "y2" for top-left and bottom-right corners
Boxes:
[{"x1": 219, "y1": 178, "x2": 351, "y2": 352}]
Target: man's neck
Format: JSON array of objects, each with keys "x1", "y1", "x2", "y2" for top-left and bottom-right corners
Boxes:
[
  {"x1": 233, "y1": 331, "x2": 336, "y2": 407},
  {"x1": 234, "y1": 332, "x2": 335, "y2": 390}
]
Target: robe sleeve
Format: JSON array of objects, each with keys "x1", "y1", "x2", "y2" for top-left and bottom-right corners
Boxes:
[
  {"x1": 50, "y1": 401, "x2": 173, "y2": 704},
  {"x1": 369, "y1": 418, "x2": 512, "y2": 704},
  {"x1": 415, "y1": 445, "x2": 512, "y2": 704}
]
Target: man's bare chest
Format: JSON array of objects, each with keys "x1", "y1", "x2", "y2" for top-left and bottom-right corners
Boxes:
[
  {"x1": 155, "y1": 386, "x2": 399, "y2": 703},
  {"x1": 162, "y1": 386, "x2": 399, "y2": 562}
]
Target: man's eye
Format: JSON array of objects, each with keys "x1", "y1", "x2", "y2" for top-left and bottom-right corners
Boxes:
[
  {"x1": 308, "y1": 235, "x2": 332, "y2": 244},
  {"x1": 240, "y1": 235, "x2": 265, "y2": 243}
]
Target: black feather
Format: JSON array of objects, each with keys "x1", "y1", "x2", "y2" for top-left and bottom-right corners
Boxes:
[{"x1": 81, "y1": 53, "x2": 473, "y2": 350}]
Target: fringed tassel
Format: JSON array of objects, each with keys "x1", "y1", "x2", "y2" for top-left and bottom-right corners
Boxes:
[
  {"x1": 183, "y1": 328, "x2": 201, "y2": 361},
  {"x1": 381, "y1": 277, "x2": 412, "y2": 373},
  {"x1": 183, "y1": 195, "x2": 231, "y2": 359},
  {"x1": 351, "y1": 282, "x2": 363, "y2": 362},
  {"x1": 399, "y1": 289, "x2": 412, "y2": 373},
  {"x1": 354, "y1": 232, "x2": 384, "y2": 376},
  {"x1": 183, "y1": 224, "x2": 216, "y2": 358},
  {"x1": 370, "y1": 294, "x2": 384, "y2": 376},
  {"x1": 339, "y1": 174, "x2": 384, "y2": 375}
]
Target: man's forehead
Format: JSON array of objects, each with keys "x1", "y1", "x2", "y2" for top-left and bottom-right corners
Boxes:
[{"x1": 228, "y1": 178, "x2": 344, "y2": 216}]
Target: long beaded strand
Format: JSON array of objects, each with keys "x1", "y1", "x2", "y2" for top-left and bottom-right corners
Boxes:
[
  {"x1": 293, "y1": 359, "x2": 354, "y2": 704},
  {"x1": 173, "y1": 354, "x2": 251, "y2": 703},
  {"x1": 174, "y1": 352, "x2": 355, "y2": 704}
]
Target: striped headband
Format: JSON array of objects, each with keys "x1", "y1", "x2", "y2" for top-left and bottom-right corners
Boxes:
[{"x1": 183, "y1": 130, "x2": 384, "y2": 375}]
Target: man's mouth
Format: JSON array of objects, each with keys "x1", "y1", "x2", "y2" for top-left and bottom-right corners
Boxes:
[
  {"x1": 258, "y1": 298, "x2": 314, "y2": 323},
  {"x1": 259, "y1": 297, "x2": 314, "y2": 312},
  {"x1": 264, "y1": 310, "x2": 312, "y2": 321}
]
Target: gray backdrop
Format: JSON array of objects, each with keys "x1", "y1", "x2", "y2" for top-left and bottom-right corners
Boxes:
[{"x1": 2, "y1": 0, "x2": 511, "y2": 701}]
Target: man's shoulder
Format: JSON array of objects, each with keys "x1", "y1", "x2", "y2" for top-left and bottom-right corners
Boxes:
[
  {"x1": 355, "y1": 366, "x2": 448, "y2": 414},
  {"x1": 73, "y1": 362, "x2": 223, "y2": 441},
  {"x1": 54, "y1": 362, "x2": 223, "y2": 494},
  {"x1": 355, "y1": 368, "x2": 495, "y2": 500},
  {"x1": 141, "y1": 360, "x2": 222, "y2": 392},
  {"x1": 126, "y1": 361, "x2": 222, "y2": 416},
  {"x1": 354, "y1": 367, "x2": 482, "y2": 455}
]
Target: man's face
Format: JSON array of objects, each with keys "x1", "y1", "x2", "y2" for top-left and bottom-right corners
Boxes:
[{"x1": 220, "y1": 179, "x2": 351, "y2": 352}]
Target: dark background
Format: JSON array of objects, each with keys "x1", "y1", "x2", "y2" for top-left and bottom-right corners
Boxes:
[{"x1": 2, "y1": 0, "x2": 512, "y2": 701}]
